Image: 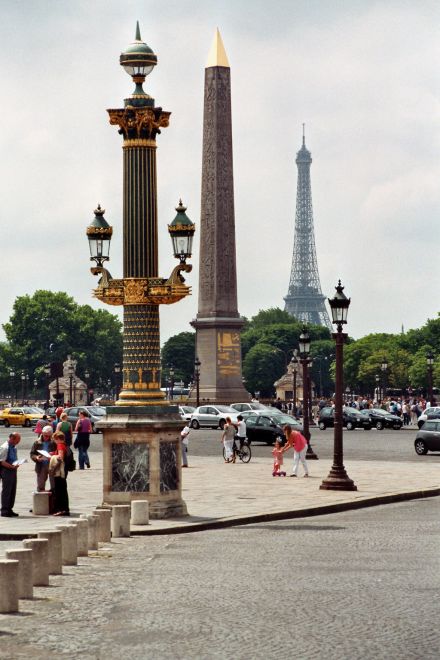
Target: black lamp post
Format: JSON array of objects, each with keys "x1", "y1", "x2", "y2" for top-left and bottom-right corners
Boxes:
[
  {"x1": 375, "y1": 373, "x2": 380, "y2": 402},
  {"x1": 44, "y1": 365, "x2": 51, "y2": 405},
  {"x1": 290, "y1": 352, "x2": 298, "y2": 417},
  {"x1": 84, "y1": 369, "x2": 90, "y2": 405},
  {"x1": 308, "y1": 357, "x2": 315, "y2": 426},
  {"x1": 9, "y1": 371, "x2": 15, "y2": 404},
  {"x1": 114, "y1": 363, "x2": 121, "y2": 400},
  {"x1": 21, "y1": 371, "x2": 26, "y2": 404},
  {"x1": 299, "y1": 328, "x2": 318, "y2": 460},
  {"x1": 33, "y1": 378, "x2": 38, "y2": 401},
  {"x1": 67, "y1": 363, "x2": 74, "y2": 406},
  {"x1": 169, "y1": 367, "x2": 175, "y2": 401},
  {"x1": 426, "y1": 352, "x2": 434, "y2": 404},
  {"x1": 320, "y1": 280, "x2": 357, "y2": 491},
  {"x1": 381, "y1": 359, "x2": 388, "y2": 401},
  {"x1": 194, "y1": 357, "x2": 201, "y2": 407}
]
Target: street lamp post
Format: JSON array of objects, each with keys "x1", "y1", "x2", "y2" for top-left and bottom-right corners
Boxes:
[
  {"x1": 298, "y1": 328, "x2": 318, "y2": 460},
  {"x1": 84, "y1": 24, "x2": 195, "y2": 517},
  {"x1": 320, "y1": 281, "x2": 357, "y2": 491},
  {"x1": 375, "y1": 374, "x2": 380, "y2": 403},
  {"x1": 114, "y1": 363, "x2": 121, "y2": 400},
  {"x1": 194, "y1": 357, "x2": 201, "y2": 408},
  {"x1": 9, "y1": 371, "x2": 15, "y2": 405},
  {"x1": 33, "y1": 378, "x2": 38, "y2": 401},
  {"x1": 84, "y1": 369, "x2": 90, "y2": 405},
  {"x1": 67, "y1": 363, "x2": 74, "y2": 406},
  {"x1": 290, "y1": 353, "x2": 298, "y2": 417},
  {"x1": 21, "y1": 371, "x2": 26, "y2": 405},
  {"x1": 169, "y1": 368, "x2": 175, "y2": 401},
  {"x1": 426, "y1": 352, "x2": 434, "y2": 404},
  {"x1": 308, "y1": 357, "x2": 315, "y2": 426},
  {"x1": 381, "y1": 359, "x2": 388, "y2": 401},
  {"x1": 44, "y1": 365, "x2": 51, "y2": 405}
]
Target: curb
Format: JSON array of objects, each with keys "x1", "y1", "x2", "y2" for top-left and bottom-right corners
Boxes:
[{"x1": 1, "y1": 487, "x2": 439, "y2": 541}]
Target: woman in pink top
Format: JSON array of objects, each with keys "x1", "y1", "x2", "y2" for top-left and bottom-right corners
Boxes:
[
  {"x1": 74, "y1": 410, "x2": 92, "y2": 469},
  {"x1": 283, "y1": 425, "x2": 309, "y2": 478}
]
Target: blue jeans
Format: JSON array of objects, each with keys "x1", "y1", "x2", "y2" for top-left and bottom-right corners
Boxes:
[{"x1": 78, "y1": 446, "x2": 90, "y2": 469}]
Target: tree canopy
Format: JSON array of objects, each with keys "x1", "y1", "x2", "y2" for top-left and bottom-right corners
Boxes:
[{"x1": 160, "y1": 331, "x2": 195, "y2": 386}]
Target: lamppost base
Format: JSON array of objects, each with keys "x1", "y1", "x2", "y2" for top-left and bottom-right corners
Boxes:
[
  {"x1": 320, "y1": 465, "x2": 357, "y2": 491},
  {"x1": 306, "y1": 445, "x2": 319, "y2": 460}
]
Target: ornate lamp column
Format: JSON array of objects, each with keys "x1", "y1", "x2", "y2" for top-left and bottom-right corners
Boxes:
[
  {"x1": 299, "y1": 329, "x2": 318, "y2": 460},
  {"x1": 320, "y1": 281, "x2": 357, "y2": 491},
  {"x1": 86, "y1": 24, "x2": 195, "y2": 518}
]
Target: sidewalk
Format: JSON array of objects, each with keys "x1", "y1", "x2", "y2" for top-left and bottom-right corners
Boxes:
[{"x1": 0, "y1": 452, "x2": 438, "y2": 541}]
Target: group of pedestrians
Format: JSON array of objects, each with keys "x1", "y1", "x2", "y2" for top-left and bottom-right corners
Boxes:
[{"x1": 0, "y1": 407, "x2": 94, "y2": 518}]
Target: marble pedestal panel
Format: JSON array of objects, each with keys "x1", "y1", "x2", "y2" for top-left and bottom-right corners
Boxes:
[{"x1": 98, "y1": 406, "x2": 187, "y2": 519}]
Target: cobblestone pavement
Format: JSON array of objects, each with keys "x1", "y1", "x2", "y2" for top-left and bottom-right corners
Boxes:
[{"x1": 0, "y1": 497, "x2": 439, "y2": 659}]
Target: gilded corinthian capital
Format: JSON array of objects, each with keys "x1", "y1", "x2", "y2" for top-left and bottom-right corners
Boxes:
[{"x1": 108, "y1": 105, "x2": 171, "y2": 141}]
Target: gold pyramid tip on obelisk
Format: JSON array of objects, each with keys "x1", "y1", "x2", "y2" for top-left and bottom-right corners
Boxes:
[{"x1": 206, "y1": 28, "x2": 230, "y2": 68}]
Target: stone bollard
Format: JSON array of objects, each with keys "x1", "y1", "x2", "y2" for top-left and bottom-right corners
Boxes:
[
  {"x1": 131, "y1": 500, "x2": 149, "y2": 525},
  {"x1": 94, "y1": 508, "x2": 112, "y2": 543},
  {"x1": 23, "y1": 538, "x2": 49, "y2": 586},
  {"x1": 5, "y1": 550, "x2": 33, "y2": 600},
  {"x1": 81, "y1": 514, "x2": 99, "y2": 551},
  {"x1": 0, "y1": 560, "x2": 19, "y2": 613},
  {"x1": 32, "y1": 491, "x2": 51, "y2": 516},
  {"x1": 38, "y1": 530, "x2": 63, "y2": 575},
  {"x1": 111, "y1": 505, "x2": 131, "y2": 538},
  {"x1": 56, "y1": 524, "x2": 77, "y2": 566},
  {"x1": 72, "y1": 519, "x2": 89, "y2": 557}
]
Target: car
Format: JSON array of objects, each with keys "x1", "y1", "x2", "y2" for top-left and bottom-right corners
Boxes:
[
  {"x1": 318, "y1": 406, "x2": 371, "y2": 431},
  {"x1": 189, "y1": 405, "x2": 239, "y2": 429},
  {"x1": 64, "y1": 406, "x2": 107, "y2": 433},
  {"x1": 359, "y1": 408, "x2": 402, "y2": 430},
  {"x1": 417, "y1": 406, "x2": 440, "y2": 429},
  {"x1": 245, "y1": 412, "x2": 303, "y2": 445},
  {"x1": 230, "y1": 402, "x2": 271, "y2": 413},
  {"x1": 179, "y1": 405, "x2": 195, "y2": 421},
  {"x1": 0, "y1": 406, "x2": 43, "y2": 428},
  {"x1": 414, "y1": 420, "x2": 440, "y2": 454}
]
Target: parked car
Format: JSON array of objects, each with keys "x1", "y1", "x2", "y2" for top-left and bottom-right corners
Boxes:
[
  {"x1": 0, "y1": 406, "x2": 43, "y2": 428},
  {"x1": 245, "y1": 412, "x2": 303, "y2": 445},
  {"x1": 417, "y1": 406, "x2": 440, "y2": 429},
  {"x1": 179, "y1": 405, "x2": 195, "y2": 421},
  {"x1": 189, "y1": 405, "x2": 239, "y2": 429},
  {"x1": 230, "y1": 402, "x2": 271, "y2": 413},
  {"x1": 359, "y1": 408, "x2": 402, "y2": 430},
  {"x1": 414, "y1": 420, "x2": 440, "y2": 454},
  {"x1": 318, "y1": 406, "x2": 372, "y2": 431},
  {"x1": 64, "y1": 406, "x2": 106, "y2": 433}
]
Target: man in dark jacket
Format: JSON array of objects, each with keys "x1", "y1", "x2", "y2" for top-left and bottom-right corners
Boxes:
[{"x1": 30, "y1": 426, "x2": 57, "y2": 491}]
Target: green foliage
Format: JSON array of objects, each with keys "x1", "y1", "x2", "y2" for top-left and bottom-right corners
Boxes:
[
  {"x1": 161, "y1": 332, "x2": 195, "y2": 386},
  {"x1": 2, "y1": 290, "x2": 122, "y2": 391},
  {"x1": 243, "y1": 343, "x2": 284, "y2": 397}
]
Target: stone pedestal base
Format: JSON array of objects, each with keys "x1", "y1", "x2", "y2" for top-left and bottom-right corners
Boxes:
[{"x1": 98, "y1": 406, "x2": 188, "y2": 519}]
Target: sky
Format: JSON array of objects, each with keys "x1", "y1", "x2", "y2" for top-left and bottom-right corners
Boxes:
[{"x1": 0, "y1": 0, "x2": 439, "y2": 346}]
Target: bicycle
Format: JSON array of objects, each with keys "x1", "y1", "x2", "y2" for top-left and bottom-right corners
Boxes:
[{"x1": 223, "y1": 438, "x2": 251, "y2": 463}]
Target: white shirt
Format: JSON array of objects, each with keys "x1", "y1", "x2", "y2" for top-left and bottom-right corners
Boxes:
[{"x1": 237, "y1": 421, "x2": 246, "y2": 438}]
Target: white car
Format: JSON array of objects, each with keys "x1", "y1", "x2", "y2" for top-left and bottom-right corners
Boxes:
[
  {"x1": 417, "y1": 406, "x2": 440, "y2": 429},
  {"x1": 230, "y1": 402, "x2": 271, "y2": 413},
  {"x1": 190, "y1": 405, "x2": 239, "y2": 429},
  {"x1": 179, "y1": 405, "x2": 195, "y2": 421}
]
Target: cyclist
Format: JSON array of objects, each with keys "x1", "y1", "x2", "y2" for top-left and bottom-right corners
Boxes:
[{"x1": 235, "y1": 415, "x2": 247, "y2": 450}]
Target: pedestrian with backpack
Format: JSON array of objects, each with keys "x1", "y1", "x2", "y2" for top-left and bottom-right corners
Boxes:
[{"x1": 49, "y1": 431, "x2": 70, "y2": 516}]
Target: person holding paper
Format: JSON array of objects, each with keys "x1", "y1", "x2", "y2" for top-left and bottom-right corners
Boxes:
[
  {"x1": 30, "y1": 426, "x2": 57, "y2": 492},
  {"x1": 0, "y1": 432, "x2": 21, "y2": 517}
]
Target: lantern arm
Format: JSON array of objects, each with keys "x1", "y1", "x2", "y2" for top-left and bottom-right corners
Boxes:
[{"x1": 165, "y1": 262, "x2": 192, "y2": 286}]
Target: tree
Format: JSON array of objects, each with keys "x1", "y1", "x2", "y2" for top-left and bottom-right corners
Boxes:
[
  {"x1": 243, "y1": 343, "x2": 284, "y2": 397},
  {"x1": 2, "y1": 290, "x2": 122, "y2": 390},
  {"x1": 160, "y1": 332, "x2": 195, "y2": 386}
]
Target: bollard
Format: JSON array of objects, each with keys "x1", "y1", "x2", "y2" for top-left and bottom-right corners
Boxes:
[
  {"x1": 56, "y1": 524, "x2": 77, "y2": 566},
  {"x1": 81, "y1": 514, "x2": 99, "y2": 551},
  {"x1": 72, "y1": 519, "x2": 89, "y2": 557},
  {"x1": 111, "y1": 505, "x2": 131, "y2": 538},
  {"x1": 94, "y1": 508, "x2": 112, "y2": 543},
  {"x1": 5, "y1": 550, "x2": 32, "y2": 600},
  {"x1": 38, "y1": 530, "x2": 63, "y2": 575},
  {"x1": 32, "y1": 491, "x2": 51, "y2": 516},
  {"x1": 23, "y1": 538, "x2": 49, "y2": 586},
  {"x1": 131, "y1": 500, "x2": 149, "y2": 525},
  {"x1": 0, "y1": 560, "x2": 19, "y2": 613}
]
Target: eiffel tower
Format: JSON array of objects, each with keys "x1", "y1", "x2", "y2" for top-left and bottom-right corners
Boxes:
[{"x1": 284, "y1": 127, "x2": 332, "y2": 331}]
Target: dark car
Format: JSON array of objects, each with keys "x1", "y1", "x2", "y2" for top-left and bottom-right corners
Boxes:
[
  {"x1": 245, "y1": 412, "x2": 303, "y2": 445},
  {"x1": 318, "y1": 406, "x2": 371, "y2": 431},
  {"x1": 414, "y1": 421, "x2": 440, "y2": 455},
  {"x1": 359, "y1": 408, "x2": 402, "y2": 430}
]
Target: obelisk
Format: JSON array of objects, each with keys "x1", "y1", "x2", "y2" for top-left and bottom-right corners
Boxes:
[{"x1": 191, "y1": 29, "x2": 250, "y2": 403}]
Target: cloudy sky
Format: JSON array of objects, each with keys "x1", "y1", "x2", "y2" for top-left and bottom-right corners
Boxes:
[{"x1": 0, "y1": 0, "x2": 439, "y2": 345}]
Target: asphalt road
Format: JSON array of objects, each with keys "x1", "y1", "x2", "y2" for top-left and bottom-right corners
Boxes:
[
  {"x1": 8, "y1": 424, "x2": 440, "y2": 464},
  {"x1": 1, "y1": 497, "x2": 439, "y2": 659}
]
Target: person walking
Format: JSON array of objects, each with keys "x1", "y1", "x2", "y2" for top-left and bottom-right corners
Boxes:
[
  {"x1": 0, "y1": 432, "x2": 21, "y2": 517},
  {"x1": 283, "y1": 424, "x2": 309, "y2": 478},
  {"x1": 74, "y1": 410, "x2": 92, "y2": 469},
  {"x1": 30, "y1": 425, "x2": 57, "y2": 492},
  {"x1": 49, "y1": 431, "x2": 70, "y2": 516},
  {"x1": 180, "y1": 423, "x2": 190, "y2": 468},
  {"x1": 57, "y1": 412, "x2": 73, "y2": 446},
  {"x1": 221, "y1": 417, "x2": 237, "y2": 463}
]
